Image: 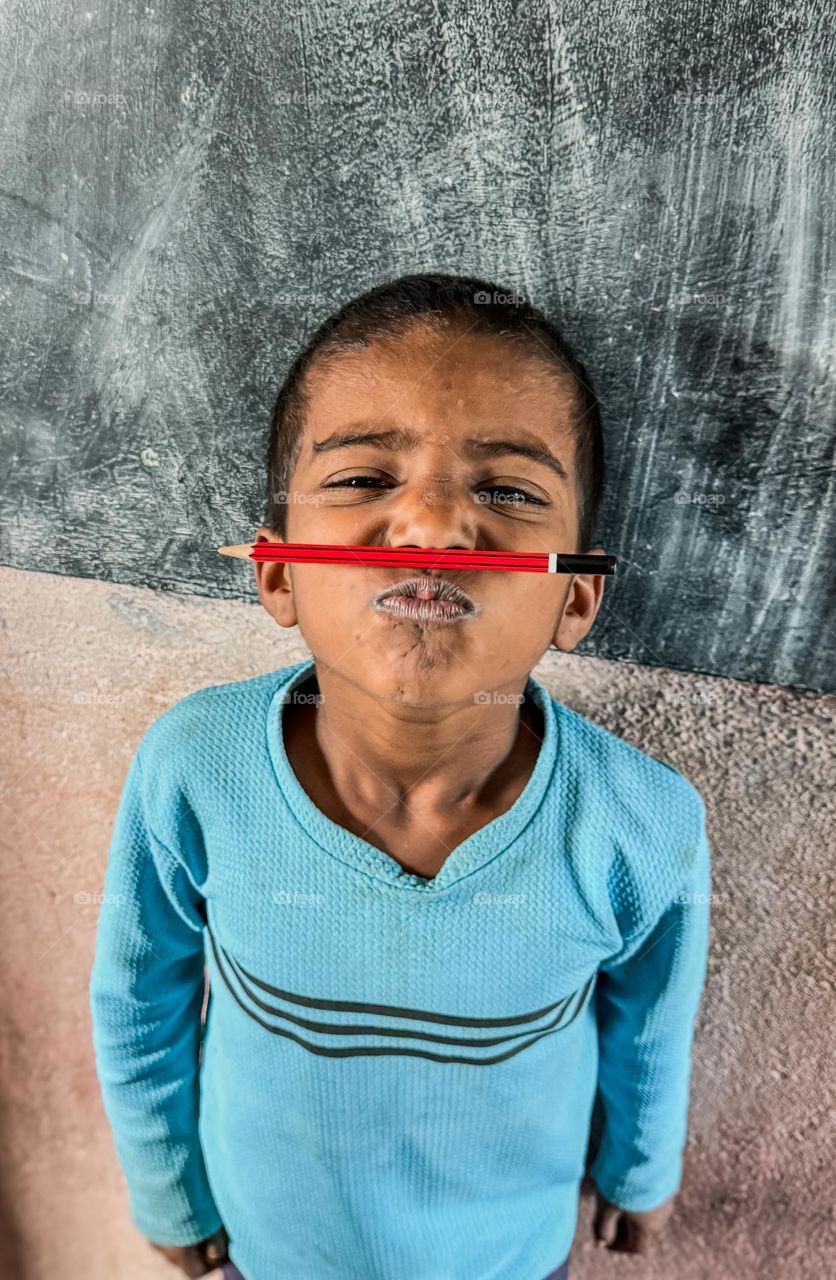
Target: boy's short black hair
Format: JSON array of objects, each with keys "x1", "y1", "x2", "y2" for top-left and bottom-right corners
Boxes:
[{"x1": 265, "y1": 272, "x2": 604, "y2": 551}]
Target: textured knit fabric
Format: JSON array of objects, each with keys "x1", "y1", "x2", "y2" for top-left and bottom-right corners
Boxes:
[
  {"x1": 218, "y1": 1256, "x2": 576, "y2": 1280},
  {"x1": 219, "y1": 1242, "x2": 572, "y2": 1279},
  {"x1": 89, "y1": 656, "x2": 711, "y2": 1280},
  {"x1": 220, "y1": 1255, "x2": 578, "y2": 1280}
]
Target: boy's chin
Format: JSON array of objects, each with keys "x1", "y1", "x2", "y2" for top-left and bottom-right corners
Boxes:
[{"x1": 351, "y1": 637, "x2": 520, "y2": 702}]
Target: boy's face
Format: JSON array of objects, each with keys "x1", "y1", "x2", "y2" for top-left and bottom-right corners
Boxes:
[{"x1": 255, "y1": 322, "x2": 607, "y2": 705}]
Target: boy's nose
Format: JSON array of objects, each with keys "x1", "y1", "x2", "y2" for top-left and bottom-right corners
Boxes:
[
  {"x1": 410, "y1": 472, "x2": 457, "y2": 504},
  {"x1": 385, "y1": 477, "x2": 479, "y2": 551}
]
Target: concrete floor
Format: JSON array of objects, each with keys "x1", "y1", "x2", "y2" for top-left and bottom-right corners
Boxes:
[{"x1": 0, "y1": 565, "x2": 833, "y2": 1279}]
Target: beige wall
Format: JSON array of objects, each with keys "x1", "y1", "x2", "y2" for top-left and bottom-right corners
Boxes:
[{"x1": 1, "y1": 565, "x2": 833, "y2": 1279}]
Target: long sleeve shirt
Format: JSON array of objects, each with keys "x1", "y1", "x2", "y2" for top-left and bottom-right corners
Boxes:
[{"x1": 89, "y1": 656, "x2": 711, "y2": 1280}]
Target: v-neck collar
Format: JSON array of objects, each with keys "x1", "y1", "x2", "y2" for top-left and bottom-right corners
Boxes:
[{"x1": 265, "y1": 658, "x2": 560, "y2": 894}]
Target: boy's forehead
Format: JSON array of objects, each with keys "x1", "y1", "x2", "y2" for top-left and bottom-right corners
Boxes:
[{"x1": 303, "y1": 327, "x2": 578, "y2": 455}]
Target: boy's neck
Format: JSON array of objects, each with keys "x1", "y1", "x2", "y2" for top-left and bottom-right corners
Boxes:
[{"x1": 284, "y1": 665, "x2": 544, "y2": 829}]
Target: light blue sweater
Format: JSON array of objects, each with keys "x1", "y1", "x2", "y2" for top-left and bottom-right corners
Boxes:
[{"x1": 89, "y1": 657, "x2": 711, "y2": 1280}]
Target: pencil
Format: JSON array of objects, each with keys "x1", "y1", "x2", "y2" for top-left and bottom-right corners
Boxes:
[{"x1": 217, "y1": 542, "x2": 617, "y2": 575}]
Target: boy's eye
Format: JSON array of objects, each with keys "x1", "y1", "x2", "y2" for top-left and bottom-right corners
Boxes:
[
  {"x1": 322, "y1": 475, "x2": 391, "y2": 490},
  {"x1": 322, "y1": 476, "x2": 548, "y2": 507},
  {"x1": 479, "y1": 484, "x2": 548, "y2": 507}
]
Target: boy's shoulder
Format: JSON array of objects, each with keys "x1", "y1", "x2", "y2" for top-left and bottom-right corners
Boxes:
[
  {"x1": 136, "y1": 658, "x2": 310, "y2": 777},
  {"x1": 549, "y1": 692, "x2": 705, "y2": 824},
  {"x1": 547, "y1": 693, "x2": 708, "y2": 927}
]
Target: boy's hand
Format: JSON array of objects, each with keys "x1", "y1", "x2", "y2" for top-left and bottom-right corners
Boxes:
[
  {"x1": 150, "y1": 1226, "x2": 229, "y2": 1276},
  {"x1": 592, "y1": 1188, "x2": 676, "y2": 1254}
]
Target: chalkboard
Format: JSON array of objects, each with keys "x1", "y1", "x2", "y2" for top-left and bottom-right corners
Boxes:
[{"x1": 1, "y1": 0, "x2": 833, "y2": 692}]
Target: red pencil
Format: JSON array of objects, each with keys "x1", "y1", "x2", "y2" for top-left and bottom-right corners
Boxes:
[{"x1": 217, "y1": 542, "x2": 617, "y2": 575}]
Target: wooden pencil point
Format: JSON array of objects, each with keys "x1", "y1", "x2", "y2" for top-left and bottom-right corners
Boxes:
[{"x1": 217, "y1": 544, "x2": 255, "y2": 559}]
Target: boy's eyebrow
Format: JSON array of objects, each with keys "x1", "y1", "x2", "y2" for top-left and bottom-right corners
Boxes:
[{"x1": 310, "y1": 426, "x2": 569, "y2": 482}]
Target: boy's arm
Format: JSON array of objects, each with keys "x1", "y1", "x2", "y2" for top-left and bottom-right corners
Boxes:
[
  {"x1": 89, "y1": 744, "x2": 224, "y2": 1247},
  {"x1": 590, "y1": 808, "x2": 711, "y2": 1214}
]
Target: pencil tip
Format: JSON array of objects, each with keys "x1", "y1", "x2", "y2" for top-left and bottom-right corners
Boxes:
[{"x1": 217, "y1": 544, "x2": 253, "y2": 559}]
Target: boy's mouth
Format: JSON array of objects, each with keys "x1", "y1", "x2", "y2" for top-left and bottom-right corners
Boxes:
[{"x1": 369, "y1": 575, "x2": 481, "y2": 625}]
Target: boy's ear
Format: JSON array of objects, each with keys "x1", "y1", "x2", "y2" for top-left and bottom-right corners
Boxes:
[
  {"x1": 251, "y1": 527, "x2": 298, "y2": 629},
  {"x1": 552, "y1": 545, "x2": 609, "y2": 652}
]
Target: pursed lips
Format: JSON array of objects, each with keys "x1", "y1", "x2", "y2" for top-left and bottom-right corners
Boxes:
[{"x1": 369, "y1": 575, "x2": 482, "y2": 621}]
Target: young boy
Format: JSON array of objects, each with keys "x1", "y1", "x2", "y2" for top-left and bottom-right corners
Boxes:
[{"x1": 89, "y1": 273, "x2": 711, "y2": 1280}]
